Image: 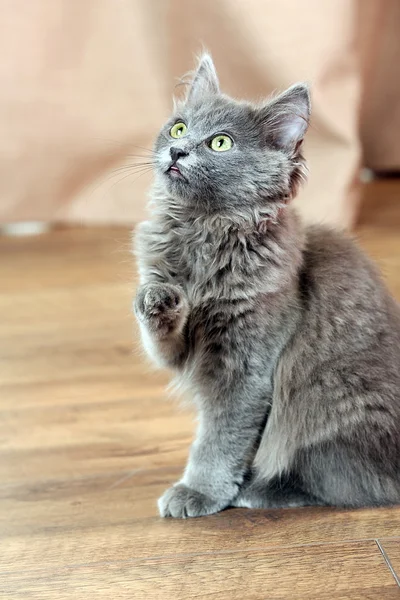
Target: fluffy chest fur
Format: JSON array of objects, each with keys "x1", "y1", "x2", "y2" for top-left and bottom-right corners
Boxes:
[
  {"x1": 136, "y1": 204, "x2": 303, "y2": 306},
  {"x1": 135, "y1": 204, "x2": 303, "y2": 397}
]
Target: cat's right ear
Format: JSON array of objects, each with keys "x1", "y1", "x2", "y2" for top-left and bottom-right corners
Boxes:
[{"x1": 185, "y1": 53, "x2": 220, "y2": 105}]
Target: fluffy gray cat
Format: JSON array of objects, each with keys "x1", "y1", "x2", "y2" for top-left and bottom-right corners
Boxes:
[{"x1": 134, "y1": 53, "x2": 400, "y2": 518}]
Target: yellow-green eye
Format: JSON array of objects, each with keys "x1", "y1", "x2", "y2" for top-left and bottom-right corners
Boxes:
[
  {"x1": 170, "y1": 122, "x2": 187, "y2": 139},
  {"x1": 210, "y1": 134, "x2": 233, "y2": 152}
]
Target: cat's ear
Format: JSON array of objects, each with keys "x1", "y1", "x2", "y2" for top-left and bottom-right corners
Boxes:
[
  {"x1": 258, "y1": 83, "x2": 311, "y2": 152},
  {"x1": 186, "y1": 53, "x2": 220, "y2": 104}
]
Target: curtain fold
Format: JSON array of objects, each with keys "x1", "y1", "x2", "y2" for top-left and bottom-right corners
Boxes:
[{"x1": 0, "y1": 0, "x2": 398, "y2": 227}]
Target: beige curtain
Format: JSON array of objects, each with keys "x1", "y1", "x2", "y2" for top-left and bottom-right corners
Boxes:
[{"x1": 0, "y1": 0, "x2": 398, "y2": 228}]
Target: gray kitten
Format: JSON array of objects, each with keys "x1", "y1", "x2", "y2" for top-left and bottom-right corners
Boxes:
[{"x1": 134, "y1": 53, "x2": 400, "y2": 518}]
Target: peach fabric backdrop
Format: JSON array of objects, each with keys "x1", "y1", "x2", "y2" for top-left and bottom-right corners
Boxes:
[{"x1": 0, "y1": 0, "x2": 398, "y2": 228}]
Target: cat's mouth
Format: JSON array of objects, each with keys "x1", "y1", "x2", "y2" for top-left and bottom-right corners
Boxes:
[{"x1": 166, "y1": 162, "x2": 187, "y2": 181}]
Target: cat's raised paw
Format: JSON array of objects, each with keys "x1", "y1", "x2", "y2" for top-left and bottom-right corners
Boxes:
[
  {"x1": 158, "y1": 484, "x2": 224, "y2": 518},
  {"x1": 134, "y1": 283, "x2": 187, "y2": 337}
]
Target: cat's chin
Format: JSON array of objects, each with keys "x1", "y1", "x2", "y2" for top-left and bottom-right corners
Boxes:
[{"x1": 163, "y1": 176, "x2": 194, "y2": 204}]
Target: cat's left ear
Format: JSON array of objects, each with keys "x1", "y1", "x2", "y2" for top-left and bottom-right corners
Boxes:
[
  {"x1": 258, "y1": 83, "x2": 311, "y2": 153},
  {"x1": 186, "y1": 53, "x2": 220, "y2": 104}
]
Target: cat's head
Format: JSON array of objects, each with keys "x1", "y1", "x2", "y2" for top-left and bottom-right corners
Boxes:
[{"x1": 153, "y1": 53, "x2": 310, "y2": 220}]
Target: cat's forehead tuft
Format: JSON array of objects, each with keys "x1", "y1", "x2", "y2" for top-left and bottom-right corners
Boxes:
[{"x1": 179, "y1": 96, "x2": 255, "y2": 134}]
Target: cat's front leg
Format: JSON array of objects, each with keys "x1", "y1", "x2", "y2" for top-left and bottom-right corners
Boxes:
[
  {"x1": 134, "y1": 282, "x2": 189, "y2": 369},
  {"x1": 158, "y1": 394, "x2": 266, "y2": 518},
  {"x1": 158, "y1": 460, "x2": 240, "y2": 519}
]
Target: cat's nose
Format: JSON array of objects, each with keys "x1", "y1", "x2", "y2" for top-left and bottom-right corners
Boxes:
[{"x1": 170, "y1": 147, "x2": 188, "y2": 162}]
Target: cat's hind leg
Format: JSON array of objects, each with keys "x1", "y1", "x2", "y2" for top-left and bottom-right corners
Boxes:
[
  {"x1": 231, "y1": 472, "x2": 324, "y2": 509},
  {"x1": 296, "y1": 440, "x2": 400, "y2": 508}
]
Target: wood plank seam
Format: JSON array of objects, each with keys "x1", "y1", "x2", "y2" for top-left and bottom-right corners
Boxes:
[{"x1": 376, "y1": 539, "x2": 400, "y2": 587}]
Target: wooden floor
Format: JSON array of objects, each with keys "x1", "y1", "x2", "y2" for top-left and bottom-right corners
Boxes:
[{"x1": 1, "y1": 180, "x2": 400, "y2": 599}]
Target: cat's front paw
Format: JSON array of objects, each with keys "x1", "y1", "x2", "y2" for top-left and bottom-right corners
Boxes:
[
  {"x1": 158, "y1": 484, "x2": 226, "y2": 518},
  {"x1": 134, "y1": 283, "x2": 188, "y2": 337}
]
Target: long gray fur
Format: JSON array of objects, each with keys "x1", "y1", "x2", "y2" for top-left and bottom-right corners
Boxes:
[{"x1": 134, "y1": 53, "x2": 400, "y2": 518}]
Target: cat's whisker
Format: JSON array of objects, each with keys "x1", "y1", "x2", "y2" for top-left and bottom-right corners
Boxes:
[
  {"x1": 108, "y1": 167, "x2": 153, "y2": 192},
  {"x1": 91, "y1": 137, "x2": 155, "y2": 155},
  {"x1": 84, "y1": 165, "x2": 153, "y2": 199},
  {"x1": 124, "y1": 156, "x2": 155, "y2": 161},
  {"x1": 112, "y1": 166, "x2": 153, "y2": 178},
  {"x1": 111, "y1": 163, "x2": 153, "y2": 173},
  {"x1": 127, "y1": 144, "x2": 155, "y2": 154}
]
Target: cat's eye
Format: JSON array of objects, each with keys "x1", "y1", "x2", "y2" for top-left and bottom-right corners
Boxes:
[
  {"x1": 170, "y1": 122, "x2": 187, "y2": 139},
  {"x1": 209, "y1": 134, "x2": 233, "y2": 152}
]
